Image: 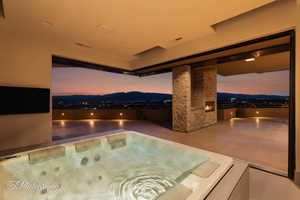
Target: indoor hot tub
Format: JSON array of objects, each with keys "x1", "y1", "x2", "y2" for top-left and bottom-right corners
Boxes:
[{"x1": 0, "y1": 131, "x2": 233, "y2": 200}]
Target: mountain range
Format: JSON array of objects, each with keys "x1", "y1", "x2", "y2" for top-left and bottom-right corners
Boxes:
[{"x1": 53, "y1": 91, "x2": 288, "y2": 102}]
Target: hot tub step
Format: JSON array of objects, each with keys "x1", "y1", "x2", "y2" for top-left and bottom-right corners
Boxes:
[{"x1": 192, "y1": 161, "x2": 220, "y2": 178}]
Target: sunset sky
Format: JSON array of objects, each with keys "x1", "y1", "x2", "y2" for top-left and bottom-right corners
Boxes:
[{"x1": 52, "y1": 67, "x2": 289, "y2": 96}]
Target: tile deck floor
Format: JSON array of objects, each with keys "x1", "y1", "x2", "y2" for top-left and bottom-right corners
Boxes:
[{"x1": 53, "y1": 117, "x2": 288, "y2": 172}]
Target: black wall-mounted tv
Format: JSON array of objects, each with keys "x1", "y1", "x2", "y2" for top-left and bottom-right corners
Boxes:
[{"x1": 0, "y1": 86, "x2": 50, "y2": 115}]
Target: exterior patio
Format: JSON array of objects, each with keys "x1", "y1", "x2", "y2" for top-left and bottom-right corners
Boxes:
[
  {"x1": 53, "y1": 117, "x2": 288, "y2": 173},
  {"x1": 1, "y1": 1, "x2": 300, "y2": 199}
]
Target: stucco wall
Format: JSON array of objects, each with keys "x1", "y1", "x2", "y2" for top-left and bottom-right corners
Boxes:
[
  {"x1": 0, "y1": 35, "x2": 52, "y2": 152},
  {"x1": 237, "y1": 108, "x2": 289, "y2": 119},
  {"x1": 53, "y1": 109, "x2": 138, "y2": 120},
  {"x1": 218, "y1": 108, "x2": 238, "y2": 121},
  {"x1": 52, "y1": 109, "x2": 172, "y2": 123},
  {"x1": 218, "y1": 108, "x2": 288, "y2": 121}
]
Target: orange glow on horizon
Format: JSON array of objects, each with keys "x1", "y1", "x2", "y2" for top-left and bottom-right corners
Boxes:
[{"x1": 52, "y1": 67, "x2": 289, "y2": 97}]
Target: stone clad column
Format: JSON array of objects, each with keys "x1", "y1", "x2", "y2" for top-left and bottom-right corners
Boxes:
[
  {"x1": 172, "y1": 65, "x2": 191, "y2": 132},
  {"x1": 172, "y1": 65, "x2": 217, "y2": 132}
]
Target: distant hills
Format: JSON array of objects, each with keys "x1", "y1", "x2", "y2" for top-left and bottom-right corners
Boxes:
[
  {"x1": 53, "y1": 91, "x2": 172, "y2": 102},
  {"x1": 217, "y1": 93, "x2": 288, "y2": 100},
  {"x1": 53, "y1": 91, "x2": 288, "y2": 102}
]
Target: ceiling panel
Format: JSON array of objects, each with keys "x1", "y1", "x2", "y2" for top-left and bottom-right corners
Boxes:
[
  {"x1": 217, "y1": 52, "x2": 290, "y2": 76},
  {"x1": 2, "y1": 0, "x2": 275, "y2": 58}
]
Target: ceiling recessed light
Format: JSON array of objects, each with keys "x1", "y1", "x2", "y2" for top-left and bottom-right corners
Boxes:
[
  {"x1": 74, "y1": 42, "x2": 92, "y2": 49},
  {"x1": 41, "y1": 21, "x2": 54, "y2": 27},
  {"x1": 96, "y1": 24, "x2": 113, "y2": 32},
  {"x1": 245, "y1": 58, "x2": 255, "y2": 62}
]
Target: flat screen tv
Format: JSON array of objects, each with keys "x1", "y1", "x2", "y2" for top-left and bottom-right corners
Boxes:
[{"x1": 0, "y1": 86, "x2": 50, "y2": 115}]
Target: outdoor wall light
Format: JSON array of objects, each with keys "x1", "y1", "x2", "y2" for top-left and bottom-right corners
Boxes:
[
  {"x1": 256, "y1": 118, "x2": 260, "y2": 128},
  {"x1": 90, "y1": 112, "x2": 94, "y2": 116},
  {"x1": 60, "y1": 120, "x2": 65, "y2": 127},
  {"x1": 230, "y1": 118, "x2": 234, "y2": 128},
  {"x1": 120, "y1": 113, "x2": 123, "y2": 116},
  {"x1": 256, "y1": 111, "x2": 259, "y2": 114},
  {"x1": 61, "y1": 113, "x2": 65, "y2": 116},
  {"x1": 89, "y1": 120, "x2": 95, "y2": 127}
]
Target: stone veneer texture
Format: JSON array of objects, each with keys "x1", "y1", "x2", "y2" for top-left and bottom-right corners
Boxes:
[{"x1": 172, "y1": 65, "x2": 217, "y2": 132}]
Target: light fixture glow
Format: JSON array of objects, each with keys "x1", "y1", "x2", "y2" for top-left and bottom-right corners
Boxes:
[
  {"x1": 230, "y1": 118, "x2": 234, "y2": 128},
  {"x1": 90, "y1": 112, "x2": 94, "y2": 116},
  {"x1": 61, "y1": 113, "x2": 65, "y2": 116},
  {"x1": 245, "y1": 58, "x2": 255, "y2": 62},
  {"x1": 120, "y1": 113, "x2": 123, "y2": 116},
  {"x1": 205, "y1": 105, "x2": 210, "y2": 111},
  {"x1": 256, "y1": 111, "x2": 259, "y2": 114},
  {"x1": 89, "y1": 120, "x2": 95, "y2": 127},
  {"x1": 256, "y1": 118, "x2": 260, "y2": 128}
]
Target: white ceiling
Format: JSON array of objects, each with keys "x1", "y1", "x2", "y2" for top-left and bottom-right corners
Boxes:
[{"x1": 1, "y1": 0, "x2": 276, "y2": 66}]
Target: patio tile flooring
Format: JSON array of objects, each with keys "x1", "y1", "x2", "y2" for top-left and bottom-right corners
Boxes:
[{"x1": 53, "y1": 117, "x2": 288, "y2": 172}]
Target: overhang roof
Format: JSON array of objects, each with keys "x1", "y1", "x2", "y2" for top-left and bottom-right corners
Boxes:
[
  {"x1": 217, "y1": 51, "x2": 290, "y2": 76},
  {"x1": 1, "y1": 0, "x2": 277, "y2": 69}
]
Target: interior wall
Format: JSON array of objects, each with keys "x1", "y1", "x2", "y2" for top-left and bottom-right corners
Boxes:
[{"x1": 0, "y1": 34, "x2": 52, "y2": 151}]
